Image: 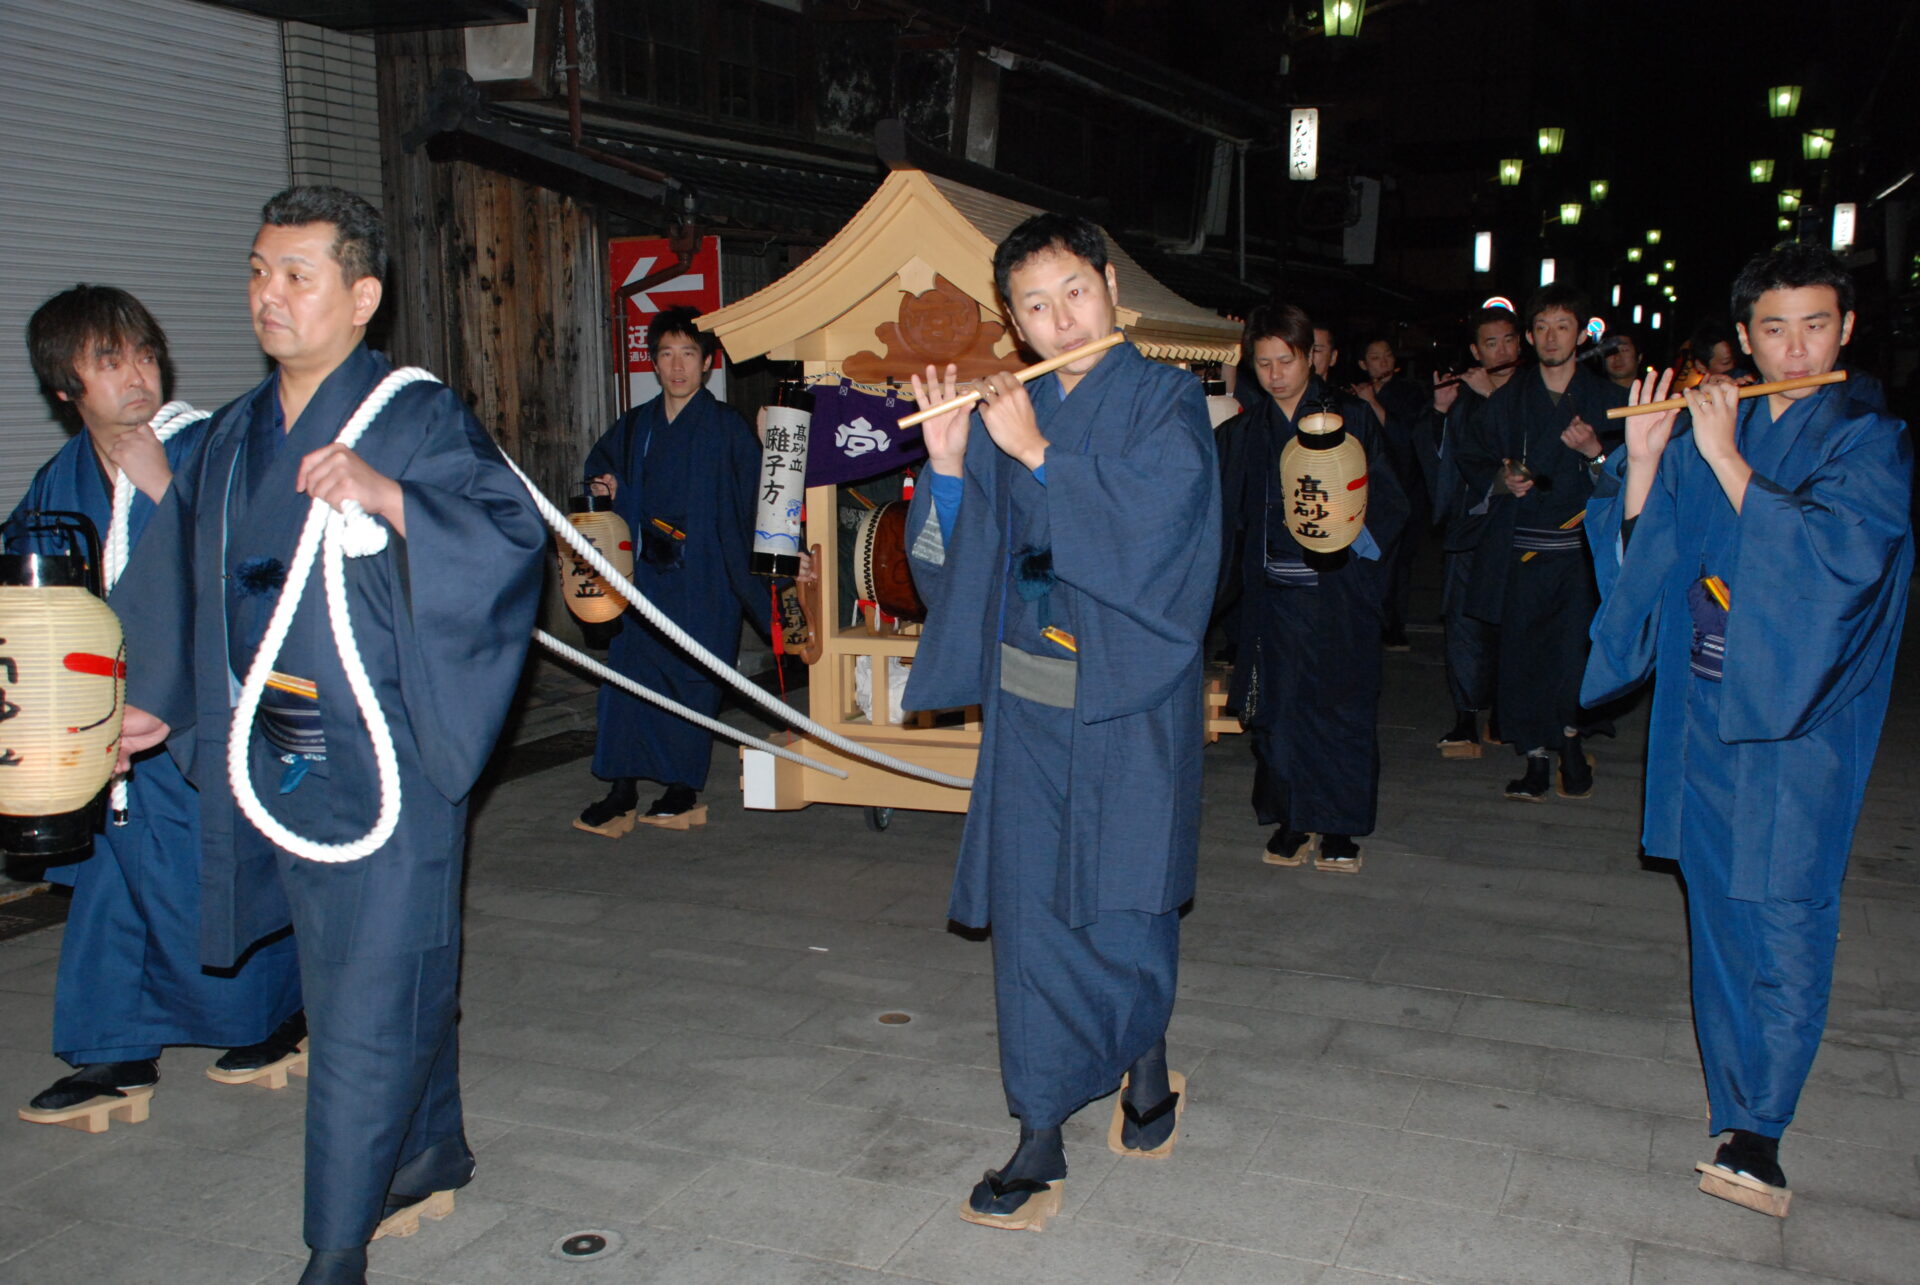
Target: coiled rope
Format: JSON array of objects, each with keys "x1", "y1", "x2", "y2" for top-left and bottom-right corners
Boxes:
[{"x1": 209, "y1": 369, "x2": 967, "y2": 863}]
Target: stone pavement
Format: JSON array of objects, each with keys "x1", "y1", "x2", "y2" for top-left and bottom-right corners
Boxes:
[{"x1": 2, "y1": 622, "x2": 1917, "y2": 1284}]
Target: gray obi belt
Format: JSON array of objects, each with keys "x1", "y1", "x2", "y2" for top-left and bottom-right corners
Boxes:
[
  {"x1": 1512, "y1": 523, "x2": 1585, "y2": 554},
  {"x1": 999, "y1": 545, "x2": 1077, "y2": 708}
]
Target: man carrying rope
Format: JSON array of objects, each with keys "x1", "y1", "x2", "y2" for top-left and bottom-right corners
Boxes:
[
  {"x1": 11, "y1": 286, "x2": 304, "y2": 1131},
  {"x1": 115, "y1": 187, "x2": 545, "y2": 1284}
]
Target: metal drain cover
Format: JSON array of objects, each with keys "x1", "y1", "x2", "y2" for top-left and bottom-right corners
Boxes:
[
  {"x1": 877, "y1": 1011, "x2": 912, "y2": 1024},
  {"x1": 550, "y1": 1229, "x2": 622, "y2": 1262}
]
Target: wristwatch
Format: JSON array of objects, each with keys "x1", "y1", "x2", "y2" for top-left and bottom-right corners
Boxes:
[{"x1": 1586, "y1": 451, "x2": 1608, "y2": 475}]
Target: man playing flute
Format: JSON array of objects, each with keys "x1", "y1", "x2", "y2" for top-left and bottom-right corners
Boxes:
[
  {"x1": 903, "y1": 212, "x2": 1219, "y2": 1230},
  {"x1": 1583, "y1": 241, "x2": 1912, "y2": 1217}
]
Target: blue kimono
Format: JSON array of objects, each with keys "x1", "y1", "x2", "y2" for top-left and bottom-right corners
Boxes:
[
  {"x1": 115, "y1": 344, "x2": 545, "y2": 1250},
  {"x1": 903, "y1": 341, "x2": 1219, "y2": 1127},
  {"x1": 1225, "y1": 380, "x2": 1409, "y2": 837},
  {"x1": 1458, "y1": 365, "x2": 1627, "y2": 753},
  {"x1": 1583, "y1": 385, "x2": 1912, "y2": 1136},
  {"x1": 7, "y1": 428, "x2": 301, "y2": 1065},
  {"x1": 583, "y1": 388, "x2": 766, "y2": 790}
]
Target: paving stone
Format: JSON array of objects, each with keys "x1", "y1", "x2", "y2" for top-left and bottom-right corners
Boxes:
[
  {"x1": 808, "y1": 1052, "x2": 1013, "y2": 1131},
  {"x1": 461, "y1": 1056, "x2": 690, "y2": 1135},
  {"x1": 1249, "y1": 1111, "x2": 1514, "y2": 1212},
  {"x1": 1323, "y1": 1020, "x2": 1549, "y2": 1092},
  {"x1": 1500, "y1": 1150, "x2": 1785, "y2": 1265},
  {"x1": 1076, "y1": 1162, "x2": 1360, "y2": 1262},
  {"x1": 638, "y1": 1081, "x2": 896, "y2": 1173},
  {"x1": 1371, "y1": 946, "x2": 1575, "y2": 1004},
  {"x1": 1629, "y1": 1242, "x2": 1858, "y2": 1285},
  {"x1": 1165, "y1": 997, "x2": 1338, "y2": 1054},
  {"x1": 1782, "y1": 1196, "x2": 1920, "y2": 1285},
  {"x1": 1452, "y1": 995, "x2": 1669, "y2": 1059},
  {"x1": 465, "y1": 1125, "x2": 712, "y2": 1221},
  {"x1": 840, "y1": 1113, "x2": 1117, "y2": 1219},
  {"x1": 0, "y1": 1221, "x2": 286, "y2": 1285},
  {"x1": 0, "y1": 1207, "x2": 72, "y2": 1267},
  {"x1": 0, "y1": 1133, "x2": 290, "y2": 1233},
  {"x1": 650, "y1": 1159, "x2": 943, "y2": 1270},
  {"x1": 1170, "y1": 1243, "x2": 1328, "y2": 1284},
  {"x1": 1338, "y1": 1193, "x2": 1635, "y2": 1284},
  {"x1": 1407, "y1": 1081, "x2": 1657, "y2": 1170},
  {"x1": 1261, "y1": 971, "x2": 1463, "y2": 1031},
  {"x1": 618, "y1": 1026, "x2": 863, "y2": 1097},
  {"x1": 1537, "y1": 1048, "x2": 1705, "y2": 1118},
  {"x1": 1196, "y1": 1048, "x2": 1422, "y2": 1129},
  {"x1": 457, "y1": 998, "x2": 664, "y2": 1071},
  {"x1": 1645, "y1": 1113, "x2": 1920, "y2": 1218}
]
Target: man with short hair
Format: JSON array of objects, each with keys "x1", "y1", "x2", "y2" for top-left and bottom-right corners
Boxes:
[
  {"x1": 115, "y1": 186, "x2": 545, "y2": 1284},
  {"x1": 573, "y1": 305, "x2": 764, "y2": 836},
  {"x1": 1597, "y1": 327, "x2": 1647, "y2": 391},
  {"x1": 11, "y1": 286, "x2": 304, "y2": 1131},
  {"x1": 906, "y1": 212, "x2": 1218, "y2": 1230},
  {"x1": 1585, "y1": 242, "x2": 1911, "y2": 1217},
  {"x1": 1458, "y1": 284, "x2": 1627, "y2": 800},
  {"x1": 1424, "y1": 306, "x2": 1522, "y2": 755},
  {"x1": 1226, "y1": 305, "x2": 1406, "y2": 872},
  {"x1": 1310, "y1": 325, "x2": 1339, "y2": 382}
]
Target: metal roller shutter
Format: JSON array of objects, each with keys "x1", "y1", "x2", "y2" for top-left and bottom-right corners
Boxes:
[{"x1": 0, "y1": 0, "x2": 289, "y2": 507}]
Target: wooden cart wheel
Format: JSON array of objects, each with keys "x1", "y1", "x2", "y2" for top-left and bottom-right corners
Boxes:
[{"x1": 865, "y1": 806, "x2": 893, "y2": 832}]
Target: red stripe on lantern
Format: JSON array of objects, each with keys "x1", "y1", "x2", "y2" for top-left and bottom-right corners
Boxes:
[
  {"x1": 1346, "y1": 476, "x2": 1369, "y2": 490},
  {"x1": 63, "y1": 652, "x2": 126, "y2": 678}
]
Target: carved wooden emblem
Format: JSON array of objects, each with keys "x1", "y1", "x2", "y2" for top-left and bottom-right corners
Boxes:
[{"x1": 843, "y1": 274, "x2": 1024, "y2": 383}]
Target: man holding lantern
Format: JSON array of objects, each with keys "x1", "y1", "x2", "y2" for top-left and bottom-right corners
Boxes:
[{"x1": 11, "y1": 286, "x2": 305, "y2": 1132}]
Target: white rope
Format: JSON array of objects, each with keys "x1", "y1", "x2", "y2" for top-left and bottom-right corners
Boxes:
[
  {"x1": 104, "y1": 401, "x2": 213, "y2": 820},
  {"x1": 221, "y1": 369, "x2": 971, "y2": 864},
  {"x1": 533, "y1": 629, "x2": 845, "y2": 779},
  {"x1": 227, "y1": 369, "x2": 430, "y2": 863},
  {"x1": 502, "y1": 449, "x2": 973, "y2": 791}
]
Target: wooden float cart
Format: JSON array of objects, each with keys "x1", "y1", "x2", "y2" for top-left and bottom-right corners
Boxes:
[{"x1": 699, "y1": 168, "x2": 1244, "y2": 823}]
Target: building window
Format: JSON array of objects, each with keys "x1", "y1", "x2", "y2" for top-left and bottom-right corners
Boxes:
[{"x1": 602, "y1": 0, "x2": 802, "y2": 131}]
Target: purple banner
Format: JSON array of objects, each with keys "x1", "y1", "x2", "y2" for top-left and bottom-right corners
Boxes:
[{"x1": 804, "y1": 382, "x2": 927, "y2": 487}]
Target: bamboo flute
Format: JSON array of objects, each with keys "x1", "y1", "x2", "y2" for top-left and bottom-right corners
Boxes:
[
  {"x1": 1605, "y1": 370, "x2": 1847, "y2": 419},
  {"x1": 897, "y1": 330, "x2": 1127, "y2": 428}
]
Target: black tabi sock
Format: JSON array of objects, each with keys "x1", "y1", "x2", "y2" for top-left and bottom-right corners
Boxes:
[{"x1": 1122, "y1": 1040, "x2": 1178, "y2": 1150}]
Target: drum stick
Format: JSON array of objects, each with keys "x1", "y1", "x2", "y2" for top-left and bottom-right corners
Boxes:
[
  {"x1": 1604, "y1": 370, "x2": 1846, "y2": 419},
  {"x1": 897, "y1": 330, "x2": 1127, "y2": 427}
]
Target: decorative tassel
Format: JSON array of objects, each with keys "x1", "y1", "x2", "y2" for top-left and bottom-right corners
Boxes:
[{"x1": 234, "y1": 557, "x2": 286, "y2": 597}]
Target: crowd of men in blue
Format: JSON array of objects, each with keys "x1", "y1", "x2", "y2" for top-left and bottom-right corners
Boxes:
[{"x1": 8, "y1": 181, "x2": 1908, "y2": 1277}]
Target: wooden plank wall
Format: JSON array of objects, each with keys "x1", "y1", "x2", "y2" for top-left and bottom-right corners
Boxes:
[{"x1": 374, "y1": 30, "x2": 610, "y2": 510}]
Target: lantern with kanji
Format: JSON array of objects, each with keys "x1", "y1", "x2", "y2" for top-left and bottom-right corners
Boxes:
[
  {"x1": 558, "y1": 487, "x2": 633, "y2": 624},
  {"x1": 1278, "y1": 405, "x2": 1369, "y2": 553},
  {"x1": 752, "y1": 383, "x2": 812, "y2": 577},
  {"x1": 0, "y1": 513, "x2": 125, "y2": 858}
]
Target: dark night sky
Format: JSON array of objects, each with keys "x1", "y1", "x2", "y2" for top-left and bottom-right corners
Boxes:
[{"x1": 1027, "y1": 0, "x2": 1918, "y2": 345}]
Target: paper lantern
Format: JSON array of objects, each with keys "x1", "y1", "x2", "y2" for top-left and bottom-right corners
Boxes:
[
  {"x1": 0, "y1": 553, "x2": 125, "y2": 857},
  {"x1": 1278, "y1": 407, "x2": 1369, "y2": 554},
  {"x1": 753, "y1": 398, "x2": 811, "y2": 577},
  {"x1": 557, "y1": 490, "x2": 633, "y2": 624}
]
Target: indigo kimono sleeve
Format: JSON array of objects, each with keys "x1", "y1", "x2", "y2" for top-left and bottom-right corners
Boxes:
[
  {"x1": 1720, "y1": 419, "x2": 1913, "y2": 742},
  {"x1": 1044, "y1": 377, "x2": 1220, "y2": 723},
  {"x1": 1452, "y1": 387, "x2": 1510, "y2": 499},
  {"x1": 1582, "y1": 448, "x2": 1680, "y2": 707},
  {"x1": 386, "y1": 391, "x2": 546, "y2": 802},
  {"x1": 115, "y1": 435, "x2": 211, "y2": 772}
]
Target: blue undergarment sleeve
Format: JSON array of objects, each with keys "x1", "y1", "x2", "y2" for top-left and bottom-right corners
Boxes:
[
  {"x1": 1352, "y1": 527, "x2": 1381, "y2": 560},
  {"x1": 1033, "y1": 464, "x2": 1047, "y2": 485},
  {"x1": 930, "y1": 470, "x2": 965, "y2": 544}
]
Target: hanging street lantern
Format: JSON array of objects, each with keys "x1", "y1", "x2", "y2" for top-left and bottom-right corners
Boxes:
[
  {"x1": 1777, "y1": 215, "x2": 1793, "y2": 232},
  {"x1": 1646, "y1": 272, "x2": 1659, "y2": 286},
  {"x1": 1646, "y1": 228, "x2": 1663, "y2": 244},
  {"x1": 1628, "y1": 247, "x2": 1644, "y2": 262},
  {"x1": 1560, "y1": 202, "x2": 1583, "y2": 225},
  {"x1": 1537, "y1": 127, "x2": 1565, "y2": 155},
  {"x1": 1323, "y1": 0, "x2": 1366, "y2": 38},
  {"x1": 1802, "y1": 128, "x2": 1835, "y2": 161},
  {"x1": 1589, "y1": 179, "x2": 1610, "y2": 203},
  {"x1": 1778, "y1": 188, "x2": 1802, "y2": 212},
  {"x1": 1833, "y1": 203, "x2": 1857, "y2": 252},
  {"x1": 1289, "y1": 108, "x2": 1320, "y2": 181},
  {"x1": 1767, "y1": 85, "x2": 1802, "y2": 119},
  {"x1": 1749, "y1": 159, "x2": 1775, "y2": 183},
  {"x1": 1662, "y1": 259, "x2": 1676, "y2": 272},
  {"x1": 1498, "y1": 158, "x2": 1524, "y2": 186}
]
